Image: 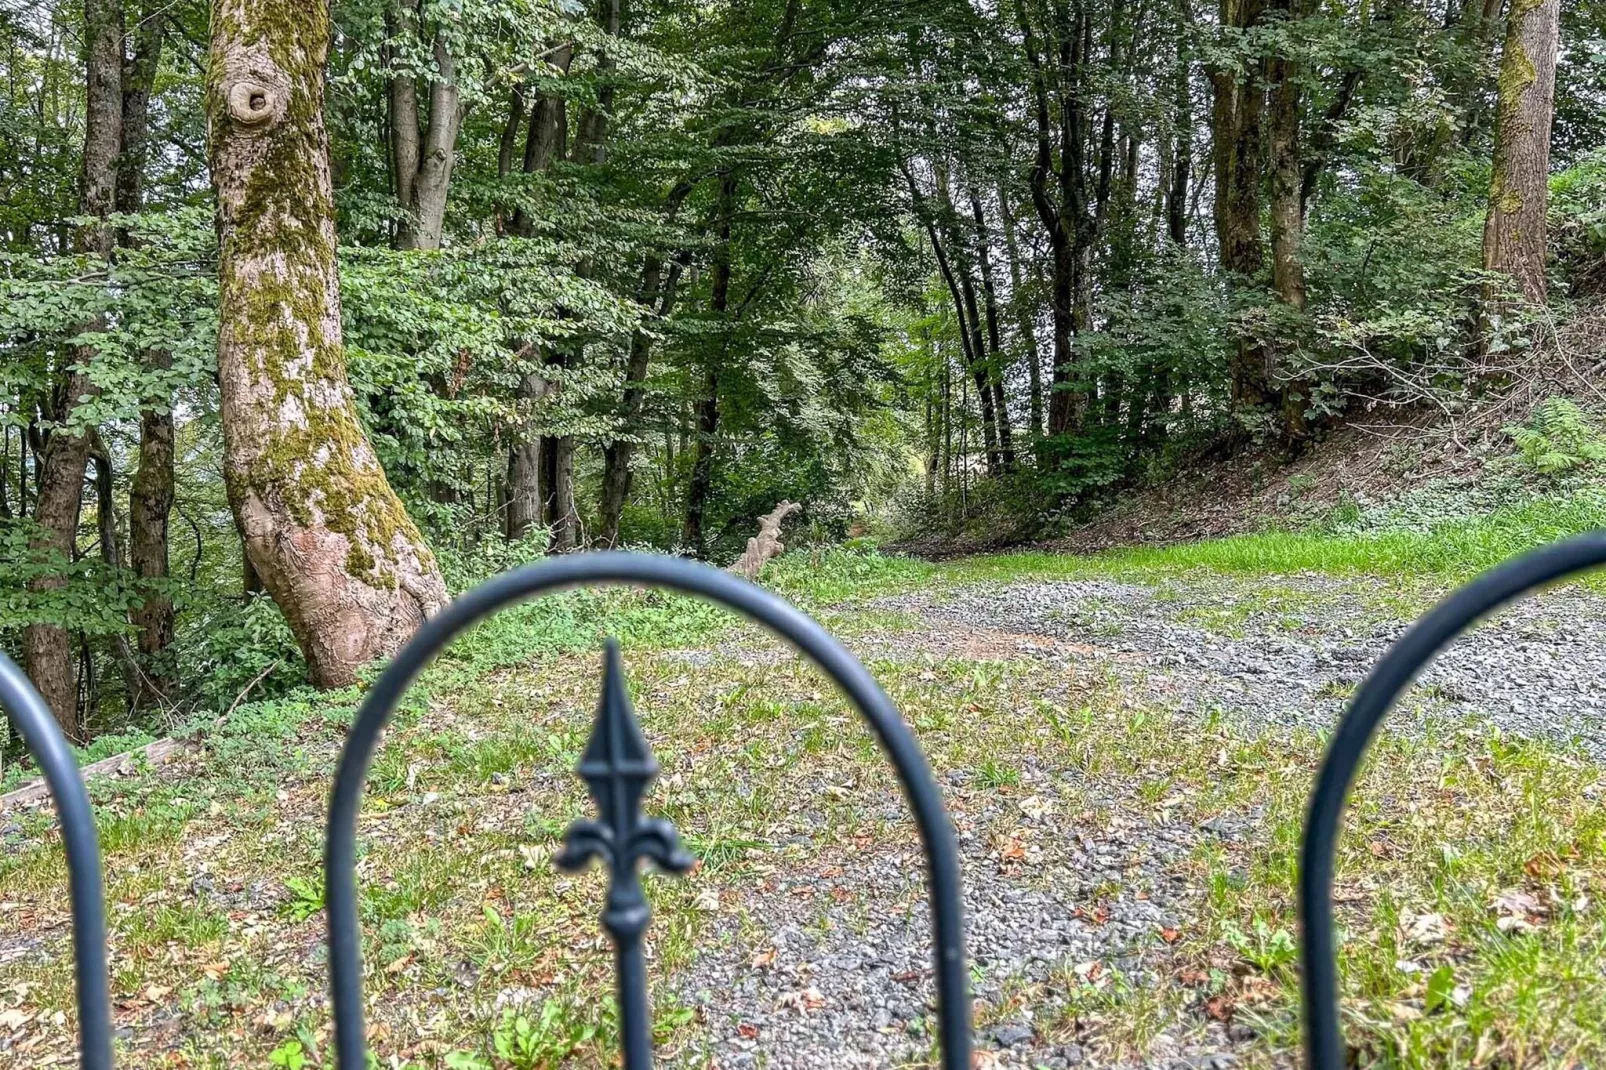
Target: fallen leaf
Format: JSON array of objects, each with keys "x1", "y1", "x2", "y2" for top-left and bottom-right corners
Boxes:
[
  {"x1": 776, "y1": 986, "x2": 825, "y2": 1014},
  {"x1": 1399, "y1": 911, "x2": 1450, "y2": 946},
  {"x1": 1491, "y1": 888, "x2": 1545, "y2": 932}
]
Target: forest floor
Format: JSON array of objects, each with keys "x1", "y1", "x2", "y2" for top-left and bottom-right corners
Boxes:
[{"x1": 5, "y1": 547, "x2": 1606, "y2": 1068}]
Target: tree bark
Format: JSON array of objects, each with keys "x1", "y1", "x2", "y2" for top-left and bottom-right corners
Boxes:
[
  {"x1": 501, "y1": 42, "x2": 575, "y2": 538},
  {"x1": 1167, "y1": 0, "x2": 1194, "y2": 247},
  {"x1": 129, "y1": 354, "x2": 175, "y2": 707},
  {"x1": 1266, "y1": 0, "x2": 1307, "y2": 314},
  {"x1": 902, "y1": 155, "x2": 1001, "y2": 474},
  {"x1": 1266, "y1": 0, "x2": 1309, "y2": 438},
  {"x1": 207, "y1": 0, "x2": 448, "y2": 689},
  {"x1": 546, "y1": 434, "x2": 578, "y2": 550},
  {"x1": 23, "y1": 0, "x2": 123, "y2": 737},
  {"x1": 117, "y1": 1, "x2": 162, "y2": 223},
  {"x1": 1019, "y1": 0, "x2": 1094, "y2": 438},
  {"x1": 505, "y1": 371, "x2": 546, "y2": 541},
  {"x1": 600, "y1": 245, "x2": 688, "y2": 546},
  {"x1": 507, "y1": 44, "x2": 573, "y2": 238},
  {"x1": 728, "y1": 500, "x2": 800, "y2": 579},
  {"x1": 1482, "y1": 0, "x2": 1561, "y2": 306}
]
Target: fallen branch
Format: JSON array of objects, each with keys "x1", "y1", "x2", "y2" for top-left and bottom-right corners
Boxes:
[
  {"x1": 728, "y1": 500, "x2": 802, "y2": 580},
  {"x1": 0, "y1": 660, "x2": 280, "y2": 814},
  {"x1": 0, "y1": 736, "x2": 197, "y2": 812}
]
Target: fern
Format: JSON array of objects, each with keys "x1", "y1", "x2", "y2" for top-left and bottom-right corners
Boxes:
[{"x1": 1504, "y1": 399, "x2": 1606, "y2": 475}]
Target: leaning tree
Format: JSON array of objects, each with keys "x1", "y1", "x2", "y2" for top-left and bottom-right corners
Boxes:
[{"x1": 207, "y1": 0, "x2": 448, "y2": 687}]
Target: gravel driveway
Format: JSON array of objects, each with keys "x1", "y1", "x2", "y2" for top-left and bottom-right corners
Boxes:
[
  {"x1": 669, "y1": 570, "x2": 1606, "y2": 1069},
  {"x1": 871, "y1": 572, "x2": 1606, "y2": 756}
]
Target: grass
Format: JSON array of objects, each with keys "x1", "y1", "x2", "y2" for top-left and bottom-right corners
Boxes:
[{"x1": 6, "y1": 515, "x2": 1606, "y2": 1066}]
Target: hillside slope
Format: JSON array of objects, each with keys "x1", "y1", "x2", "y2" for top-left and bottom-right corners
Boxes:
[{"x1": 1052, "y1": 304, "x2": 1606, "y2": 553}]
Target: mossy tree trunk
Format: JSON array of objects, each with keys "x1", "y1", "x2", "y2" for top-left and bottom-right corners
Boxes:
[
  {"x1": 207, "y1": 0, "x2": 448, "y2": 689},
  {"x1": 1481, "y1": 0, "x2": 1560, "y2": 307}
]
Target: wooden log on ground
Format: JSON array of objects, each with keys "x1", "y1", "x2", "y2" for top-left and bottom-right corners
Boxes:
[{"x1": 0, "y1": 736, "x2": 197, "y2": 812}]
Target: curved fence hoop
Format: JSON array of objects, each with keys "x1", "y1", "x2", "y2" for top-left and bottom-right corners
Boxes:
[
  {"x1": 323, "y1": 551, "x2": 972, "y2": 1069},
  {"x1": 1299, "y1": 531, "x2": 1606, "y2": 1069},
  {"x1": 0, "y1": 653, "x2": 113, "y2": 1070}
]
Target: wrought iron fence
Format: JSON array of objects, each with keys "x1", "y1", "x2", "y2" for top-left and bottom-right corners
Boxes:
[{"x1": 6, "y1": 537, "x2": 1606, "y2": 1068}]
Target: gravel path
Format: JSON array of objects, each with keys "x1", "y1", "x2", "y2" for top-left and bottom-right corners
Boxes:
[
  {"x1": 669, "y1": 570, "x2": 1606, "y2": 1069},
  {"x1": 870, "y1": 572, "x2": 1606, "y2": 756}
]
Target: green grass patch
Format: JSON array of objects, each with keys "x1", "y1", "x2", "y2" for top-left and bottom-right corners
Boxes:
[{"x1": 1094, "y1": 493, "x2": 1606, "y2": 581}]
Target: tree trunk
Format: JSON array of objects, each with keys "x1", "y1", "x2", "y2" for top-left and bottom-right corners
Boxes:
[
  {"x1": 117, "y1": 1, "x2": 161, "y2": 225},
  {"x1": 391, "y1": 11, "x2": 465, "y2": 251},
  {"x1": 1266, "y1": 0, "x2": 1307, "y2": 313},
  {"x1": 120, "y1": 4, "x2": 175, "y2": 707},
  {"x1": 904, "y1": 156, "x2": 1000, "y2": 474},
  {"x1": 1167, "y1": 0, "x2": 1194, "y2": 246},
  {"x1": 208, "y1": 0, "x2": 448, "y2": 689},
  {"x1": 23, "y1": 0, "x2": 123, "y2": 737},
  {"x1": 547, "y1": 435, "x2": 577, "y2": 550},
  {"x1": 25, "y1": 413, "x2": 94, "y2": 737},
  {"x1": 1266, "y1": 0, "x2": 1309, "y2": 438},
  {"x1": 1019, "y1": 0, "x2": 1092, "y2": 438},
  {"x1": 682, "y1": 368, "x2": 720, "y2": 558},
  {"x1": 1482, "y1": 0, "x2": 1561, "y2": 306},
  {"x1": 507, "y1": 44, "x2": 573, "y2": 238},
  {"x1": 682, "y1": 175, "x2": 736, "y2": 558},
  {"x1": 600, "y1": 248, "x2": 687, "y2": 546},
  {"x1": 969, "y1": 190, "x2": 1015, "y2": 471},
  {"x1": 505, "y1": 372, "x2": 546, "y2": 541},
  {"x1": 501, "y1": 43, "x2": 574, "y2": 532},
  {"x1": 998, "y1": 188, "x2": 1044, "y2": 440},
  {"x1": 129, "y1": 355, "x2": 175, "y2": 706},
  {"x1": 1211, "y1": 0, "x2": 1272, "y2": 406}
]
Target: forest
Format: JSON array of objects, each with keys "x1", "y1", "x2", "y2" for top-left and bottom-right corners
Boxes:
[{"x1": 1, "y1": 0, "x2": 1602, "y2": 746}]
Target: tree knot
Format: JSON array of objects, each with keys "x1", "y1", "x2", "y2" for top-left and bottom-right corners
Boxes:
[{"x1": 226, "y1": 81, "x2": 280, "y2": 128}]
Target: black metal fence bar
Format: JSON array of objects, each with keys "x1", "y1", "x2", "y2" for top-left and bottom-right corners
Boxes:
[
  {"x1": 0, "y1": 652, "x2": 112, "y2": 1070},
  {"x1": 1299, "y1": 531, "x2": 1606, "y2": 1070},
  {"x1": 322, "y1": 551, "x2": 974, "y2": 1070}
]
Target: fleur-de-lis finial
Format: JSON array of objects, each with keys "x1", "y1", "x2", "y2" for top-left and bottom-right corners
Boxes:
[{"x1": 556, "y1": 638, "x2": 693, "y2": 1069}]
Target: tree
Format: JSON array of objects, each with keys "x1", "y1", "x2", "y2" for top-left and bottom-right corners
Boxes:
[
  {"x1": 207, "y1": 0, "x2": 448, "y2": 688},
  {"x1": 388, "y1": 2, "x2": 467, "y2": 252},
  {"x1": 122, "y1": 0, "x2": 176, "y2": 709},
  {"x1": 1482, "y1": 0, "x2": 1562, "y2": 306},
  {"x1": 21, "y1": 0, "x2": 123, "y2": 737}
]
